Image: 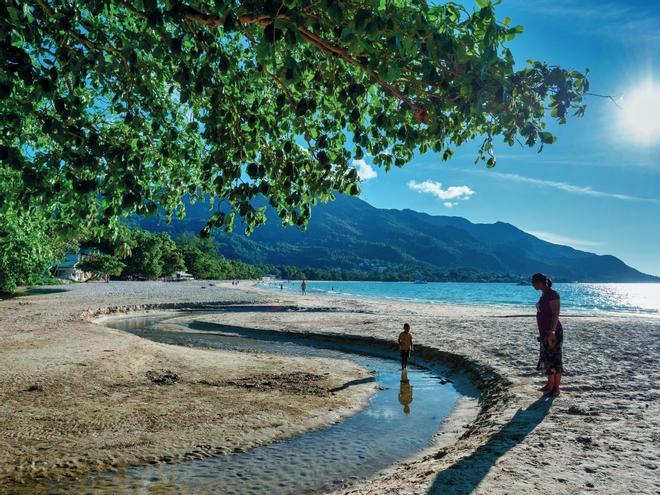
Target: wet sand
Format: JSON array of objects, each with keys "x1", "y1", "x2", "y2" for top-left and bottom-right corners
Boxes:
[
  {"x1": 242, "y1": 285, "x2": 659, "y2": 495},
  {"x1": 1, "y1": 280, "x2": 658, "y2": 494},
  {"x1": 0, "y1": 283, "x2": 375, "y2": 486}
]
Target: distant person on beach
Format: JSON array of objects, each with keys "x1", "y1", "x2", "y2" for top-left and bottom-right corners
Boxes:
[
  {"x1": 398, "y1": 323, "x2": 414, "y2": 370},
  {"x1": 532, "y1": 273, "x2": 563, "y2": 397},
  {"x1": 301, "y1": 279, "x2": 307, "y2": 295},
  {"x1": 280, "y1": 283, "x2": 283, "y2": 291}
]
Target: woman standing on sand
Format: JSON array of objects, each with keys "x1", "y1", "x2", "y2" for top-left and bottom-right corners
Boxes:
[{"x1": 532, "y1": 273, "x2": 563, "y2": 397}]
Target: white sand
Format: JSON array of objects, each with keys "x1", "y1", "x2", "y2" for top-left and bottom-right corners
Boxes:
[
  {"x1": 0, "y1": 282, "x2": 375, "y2": 485},
  {"x1": 241, "y1": 284, "x2": 660, "y2": 495}
]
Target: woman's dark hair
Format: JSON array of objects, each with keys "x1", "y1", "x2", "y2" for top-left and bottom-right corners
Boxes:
[{"x1": 531, "y1": 273, "x2": 553, "y2": 288}]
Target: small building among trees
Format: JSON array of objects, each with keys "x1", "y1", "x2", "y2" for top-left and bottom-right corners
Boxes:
[{"x1": 51, "y1": 249, "x2": 97, "y2": 281}]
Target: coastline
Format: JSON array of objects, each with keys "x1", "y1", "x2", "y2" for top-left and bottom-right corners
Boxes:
[
  {"x1": 1, "y1": 280, "x2": 658, "y2": 494},
  {"x1": 256, "y1": 280, "x2": 660, "y2": 319},
  {"x1": 246, "y1": 282, "x2": 659, "y2": 494}
]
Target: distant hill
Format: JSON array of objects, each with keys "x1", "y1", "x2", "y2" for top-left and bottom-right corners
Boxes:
[{"x1": 137, "y1": 195, "x2": 659, "y2": 283}]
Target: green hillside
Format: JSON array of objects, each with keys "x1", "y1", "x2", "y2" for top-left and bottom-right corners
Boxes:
[{"x1": 137, "y1": 195, "x2": 658, "y2": 283}]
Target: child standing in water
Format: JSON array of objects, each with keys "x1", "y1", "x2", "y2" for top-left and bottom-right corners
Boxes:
[{"x1": 398, "y1": 323, "x2": 414, "y2": 370}]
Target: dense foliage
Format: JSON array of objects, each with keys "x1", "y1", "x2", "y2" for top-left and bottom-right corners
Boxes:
[
  {"x1": 77, "y1": 253, "x2": 125, "y2": 280},
  {"x1": 177, "y1": 234, "x2": 265, "y2": 279},
  {"x1": 2, "y1": 0, "x2": 588, "y2": 238},
  {"x1": 81, "y1": 227, "x2": 264, "y2": 280},
  {"x1": 120, "y1": 230, "x2": 180, "y2": 278},
  {"x1": 81, "y1": 226, "x2": 174, "y2": 278},
  {"x1": 0, "y1": 168, "x2": 72, "y2": 293},
  {"x1": 0, "y1": 205, "x2": 59, "y2": 293}
]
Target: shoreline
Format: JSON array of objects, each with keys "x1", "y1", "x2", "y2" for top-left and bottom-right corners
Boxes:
[
  {"x1": 232, "y1": 282, "x2": 660, "y2": 494},
  {"x1": 253, "y1": 282, "x2": 660, "y2": 319},
  {"x1": 1, "y1": 280, "x2": 658, "y2": 494}
]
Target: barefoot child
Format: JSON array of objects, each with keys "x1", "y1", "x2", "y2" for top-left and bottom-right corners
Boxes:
[{"x1": 398, "y1": 323, "x2": 414, "y2": 370}]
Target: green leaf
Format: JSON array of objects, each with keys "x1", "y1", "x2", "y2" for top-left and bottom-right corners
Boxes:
[{"x1": 539, "y1": 131, "x2": 556, "y2": 144}]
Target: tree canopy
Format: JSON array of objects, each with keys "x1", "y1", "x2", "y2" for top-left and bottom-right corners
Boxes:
[
  {"x1": 0, "y1": 168, "x2": 72, "y2": 292},
  {"x1": 80, "y1": 226, "x2": 265, "y2": 280},
  {"x1": 77, "y1": 253, "x2": 126, "y2": 280},
  {"x1": 1, "y1": 0, "x2": 588, "y2": 239},
  {"x1": 177, "y1": 233, "x2": 264, "y2": 279}
]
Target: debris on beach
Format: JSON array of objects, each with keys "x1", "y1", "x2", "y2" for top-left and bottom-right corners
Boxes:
[
  {"x1": 565, "y1": 404, "x2": 600, "y2": 416},
  {"x1": 219, "y1": 372, "x2": 331, "y2": 396},
  {"x1": 146, "y1": 369, "x2": 179, "y2": 385}
]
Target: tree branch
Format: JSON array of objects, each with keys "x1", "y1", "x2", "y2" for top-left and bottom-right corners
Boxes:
[
  {"x1": 118, "y1": 1, "x2": 148, "y2": 19},
  {"x1": 295, "y1": 26, "x2": 427, "y2": 121},
  {"x1": 171, "y1": 3, "x2": 428, "y2": 121},
  {"x1": 586, "y1": 92, "x2": 621, "y2": 109}
]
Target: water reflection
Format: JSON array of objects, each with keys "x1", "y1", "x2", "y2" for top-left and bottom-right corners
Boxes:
[
  {"x1": 18, "y1": 315, "x2": 457, "y2": 495},
  {"x1": 398, "y1": 369, "x2": 414, "y2": 415}
]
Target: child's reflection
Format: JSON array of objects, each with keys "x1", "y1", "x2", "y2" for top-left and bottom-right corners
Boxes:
[{"x1": 398, "y1": 369, "x2": 413, "y2": 415}]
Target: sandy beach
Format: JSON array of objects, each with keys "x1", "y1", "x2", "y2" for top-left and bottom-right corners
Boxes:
[
  {"x1": 1, "y1": 280, "x2": 658, "y2": 494},
  {"x1": 0, "y1": 282, "x2": 375, "y2": 488},
  {"x1": 243, "y1": 285, "x2": 660, "y2": 495}
]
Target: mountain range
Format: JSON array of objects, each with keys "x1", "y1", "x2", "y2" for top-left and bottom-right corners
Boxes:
[{"x1": 137, "y1": 194, "x2": 658, "y2": 283}]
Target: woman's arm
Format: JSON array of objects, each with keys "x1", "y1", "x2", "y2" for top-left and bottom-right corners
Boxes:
[{"x1": 548, "y1": 298, "x2": 560, "y2": 346}]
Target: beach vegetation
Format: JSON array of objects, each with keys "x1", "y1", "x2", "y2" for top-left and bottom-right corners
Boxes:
[
  {"x1": 121, "y1": 230, "x2": 173, "y2": 280},
  {"x1": 176, "y1": 234, "x2": 265, "y2": 280},
  {"x1": 79, "y1": 227, "x2": 265, "y2": 281},
  {"x1": 77, "y1": 253, "x2": 126, "y2": 281},
  {"x1": 0, "y1": 168, "x2": 72, "y2": 293},
  {"x1": 0, "y1": 207, "x2": 59, "y2": 294}
]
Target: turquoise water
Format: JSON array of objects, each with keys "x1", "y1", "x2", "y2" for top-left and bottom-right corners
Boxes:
[{"x1": 262, "y1": 281, "x2": 660, "y2": 316}]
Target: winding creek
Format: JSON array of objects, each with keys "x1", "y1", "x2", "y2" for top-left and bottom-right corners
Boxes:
[{"x1": 41, "y1": 310, "x2": 463, "y2": 494}]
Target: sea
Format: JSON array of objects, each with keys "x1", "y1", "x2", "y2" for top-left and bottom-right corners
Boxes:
[{"x1": 259, "y1": 280, "x2": 660, "y2": 317}]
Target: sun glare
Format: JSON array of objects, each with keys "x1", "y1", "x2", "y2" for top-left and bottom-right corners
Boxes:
[{"x1": 619, "y1": 79, "x2": 660, "y2": 146}]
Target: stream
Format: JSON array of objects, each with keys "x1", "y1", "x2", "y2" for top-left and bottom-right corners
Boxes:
[{"x1": 42, "y1": 310, "x2": 461, "y2": 494}]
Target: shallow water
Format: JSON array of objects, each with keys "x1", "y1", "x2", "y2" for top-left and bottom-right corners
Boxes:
[
  {"x1": 35, "y1": 313, "x2": 459, "y2": 494},
  {"x1": 261, "y1": 281, "x2": 660, "y2": 315}
]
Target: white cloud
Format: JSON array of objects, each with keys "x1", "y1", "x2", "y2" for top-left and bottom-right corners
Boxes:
[
  {"x1": 408, "y1": 180, "x2": 475, "y2": 206},
  {"x1": 529, "y1": 230, "x2": 602, "y2": 249},
  {"x1": 486, "y1": 171, "x2": 660, "y2": 203},
  {"x1": 352, "y1": 159, "x2": 377, "y2": 181}
]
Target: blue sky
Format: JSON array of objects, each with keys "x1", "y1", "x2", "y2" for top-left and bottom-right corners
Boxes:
[{"x1": 355, "y1": 0, "x2": 660, "y2": 276}]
